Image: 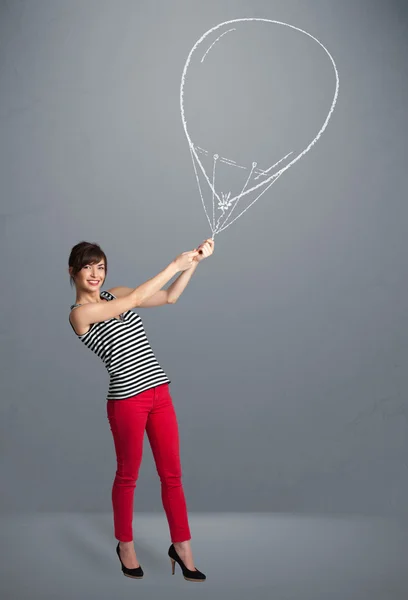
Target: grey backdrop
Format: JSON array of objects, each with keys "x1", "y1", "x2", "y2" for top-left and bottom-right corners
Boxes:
[{"x1": 1, "y1": 0, "x2": 408, "y2": 522}]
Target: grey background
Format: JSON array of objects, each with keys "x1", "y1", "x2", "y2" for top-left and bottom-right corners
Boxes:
[{"x1": 1, "y1": 0, "x2": 408, "y2": 523}]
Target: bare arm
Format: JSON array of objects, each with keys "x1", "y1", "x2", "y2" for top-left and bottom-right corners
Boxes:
[
  {"x1": 130, "y1": 261, "x2": 180, "y2": 307},
  {"x1": 71, "y1": 261, "x2": 179, "y2": 329},
  {"x1": 167, "y1": 261, "x2": 198, "y2": 303},
  {"x1": 110, "y1": 261, "x2": 200, "y2": 307}
]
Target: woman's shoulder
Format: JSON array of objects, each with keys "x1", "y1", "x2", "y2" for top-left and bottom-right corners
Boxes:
[{"x1": 69, "y1": 290, "x2": 115, "y2": 311}]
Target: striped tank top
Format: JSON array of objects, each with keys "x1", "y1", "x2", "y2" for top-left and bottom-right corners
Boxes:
[{"x1": 69, "y1": 290, "x2": 171, "y2": 400}]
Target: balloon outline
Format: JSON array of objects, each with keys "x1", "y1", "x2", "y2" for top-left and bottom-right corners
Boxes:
[{"x1": 180, "y1": 18, "x2": 340, "y2": 236}]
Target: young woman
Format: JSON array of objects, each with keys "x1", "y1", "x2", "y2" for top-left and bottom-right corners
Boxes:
[{"x1": 68, "y1": 238, "x2": 214, "y2": 582}]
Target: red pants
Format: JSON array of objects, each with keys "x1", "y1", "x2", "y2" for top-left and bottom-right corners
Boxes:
[{"x1": 106, "y1": 382, "x2": 191, "y2": 543}]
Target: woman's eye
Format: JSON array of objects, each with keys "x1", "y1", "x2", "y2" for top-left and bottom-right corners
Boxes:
[{"x1": 83, "y1": 265, "x2": 104, "y2": 270}]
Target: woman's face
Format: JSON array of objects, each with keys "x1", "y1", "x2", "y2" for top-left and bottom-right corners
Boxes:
[{"x1": 70, "y1": 260, "x2": 106, "y2": 290}]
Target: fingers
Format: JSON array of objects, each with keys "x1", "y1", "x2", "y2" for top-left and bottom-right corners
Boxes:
[
  {"x1": 192, "y1": 237, "x2": 214, "y2": 258},
  {"x1": 197, "y1": 239, "x2": 214, "y2": 250}
]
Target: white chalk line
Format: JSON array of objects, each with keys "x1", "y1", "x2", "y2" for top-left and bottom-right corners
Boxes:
[
  {"x1": 189, "y1": 146, "x2": 214, "y2": 232},
  {"x1": 211, "y1": 154, "x2": 217, "y2": 229},
  {"x1": 215, "y1": 162, "x2": 257, "y2": 233},
  {"x1": 196, "y1": 145, "x2": 247, "y2": 169},
  {"x1": 254, "y1": 151, "x2": 294, "y2": 180},
  {"x1": 216, "y1": 170, "x2": 284, "y2": 235},
  {"x1": 193, "y1": 144, "x2": 297, "y2": 234},
  {"x1": 196, "y1": 145, "x2": 287, "y2": 176},
  {"x1": 180, "y1": 18, "x2": 339, "y2": 231},
  {"x1": 219, "y1": 158, "x2": 247, "y2": 170},
  {"x1": 201, "y1": 28, "x2": 236, "y2": 63}
]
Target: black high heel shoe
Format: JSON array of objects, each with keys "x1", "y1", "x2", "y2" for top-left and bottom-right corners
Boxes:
[
  {"x1": 168, "y1": 543, "x2": 206, "y2": 582},
  {"x1": 116, "y1": 542, "x2": 144, "y2": 579}
]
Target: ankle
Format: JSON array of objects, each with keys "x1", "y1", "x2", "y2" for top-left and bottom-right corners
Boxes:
[
  {"x1": 119, "y1": 540, "x2": 134, "y2": 549},
  {"x1": 174, "y1": 540, "x2": 190, "y2": 549}
]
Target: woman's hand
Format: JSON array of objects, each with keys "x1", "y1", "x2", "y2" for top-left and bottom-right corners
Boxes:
[
  {"x1": 174, "y1": 250, "x2": 200, "y2": 271},
  {"x1": 193, "y1": 238, "x2": 215, "y2": 263}
]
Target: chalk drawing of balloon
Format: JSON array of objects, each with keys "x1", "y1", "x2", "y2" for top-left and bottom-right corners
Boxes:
[{"x1": 180, "y1": 18, "x2": 339, "y2": 238}]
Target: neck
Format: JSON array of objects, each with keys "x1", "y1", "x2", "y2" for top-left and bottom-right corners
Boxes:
[{"x1": 75, "y1": 289, "x2": 103, "y2": 305}]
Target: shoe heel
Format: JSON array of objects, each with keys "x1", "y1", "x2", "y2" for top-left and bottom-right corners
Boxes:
[
  {"x1": 167, "y1": 543, "x2": 206, "y2": 582},
  {"x1": 116, "y1": 542, "x2": 144, "y2": 579}
]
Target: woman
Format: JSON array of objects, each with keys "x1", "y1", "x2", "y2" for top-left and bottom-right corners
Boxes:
[{"x1": 68, "y1": 238, "x2": 214, "y2": 582}]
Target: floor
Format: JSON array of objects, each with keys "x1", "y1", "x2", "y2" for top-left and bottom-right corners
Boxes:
[{"x1": 2, "y1": 512, "x2": 407, "y2": 599}]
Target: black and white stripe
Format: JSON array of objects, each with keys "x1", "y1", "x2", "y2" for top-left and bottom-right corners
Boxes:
[{"x1": 69, "y1": 290, "x2": 171, "y2": 400}]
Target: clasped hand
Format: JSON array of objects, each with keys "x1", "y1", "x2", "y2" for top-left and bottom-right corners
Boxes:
[{"x1": 192, "y1": 238, "x2": 215, "y2": 263}]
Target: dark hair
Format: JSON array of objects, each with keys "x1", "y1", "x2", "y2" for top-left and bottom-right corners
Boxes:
[{"x1": 68, "y1": 241, "x2": 108, "y2": 288}]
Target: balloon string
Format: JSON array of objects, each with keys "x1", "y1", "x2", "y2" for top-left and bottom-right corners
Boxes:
[
  {"x1": 211, "y1": 154, "x2": 218, "y2": 231},
  {"x1": 214, "y1": 162, "x2": 257, "y2": 234},
  {"x1": 189, "y1": 145, "x2": 215, "y2": 234},
  {"x1": 217, "y1": 170, "x2": 284, "y2": 234}
]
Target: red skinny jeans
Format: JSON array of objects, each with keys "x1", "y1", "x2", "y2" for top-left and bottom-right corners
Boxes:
[{"x1": 106, "y1": 382, "x2": 191, "y2": 543}]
